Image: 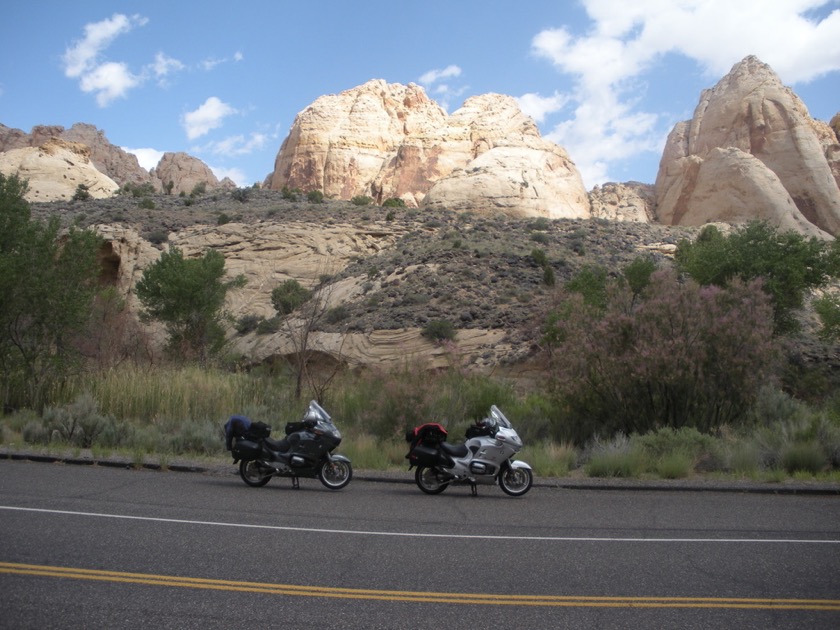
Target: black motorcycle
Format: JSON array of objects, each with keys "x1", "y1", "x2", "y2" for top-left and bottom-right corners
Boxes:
[{"x1": 224, "y1": 400, "x2": 352, "y2": 490}]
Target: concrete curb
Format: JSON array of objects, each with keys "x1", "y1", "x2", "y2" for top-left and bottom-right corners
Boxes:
[{"x1": 3, "y1": 449, "x2": 839, "y2": 495}]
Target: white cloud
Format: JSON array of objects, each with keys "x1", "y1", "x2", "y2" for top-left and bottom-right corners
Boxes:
[
  {"x1": 182, "y1": 97, "x2": 238, "y2": 140},
  {"x1": 418, "y1": 65, "x2": 466, "y2": 112},
  {"x1": 418, "y1": 64, "x2": 462, "y2": 85},
  {"x1": 123, "y1": 147, "x2": 165, "y2": 171},
  {"x1": 150, "y1": 52, "x2": 185, "y2": 85},
  {"x1": 195, "y1": 133, "x2": 267, "y2": 157},
  {"x1": 515, "y1": 92, "x2": 569, "y2": 123},
  {"x1": 532, "y1": 0, "x2": 840, "y2": 186},
  {"x1": 62, "y1": 14, "x2": 148, "y2": 106},
  {"x1": 79, "y1": 61, "x2": 140, "y2": 106}
]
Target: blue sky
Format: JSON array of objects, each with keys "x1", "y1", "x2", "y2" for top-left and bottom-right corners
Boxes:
[{"x1": 2, "y1": 1, "x2": 839, "y2": 190}]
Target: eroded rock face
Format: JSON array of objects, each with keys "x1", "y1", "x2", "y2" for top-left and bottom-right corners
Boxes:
[
  {"x1": 0, "y1": 139, "x2": 120, "y2": 202},
  {"x1": 588, "y1": 182, "x2": 655, "y2": 223},
  {"x1": 0, "y1": 123, "x2": 152, "y2": 188},
  {"x1": 655, "y1": 56, "x2": 840, "y2": 237},
  {"x1": 150, "y1": 152, "x2": 224, "y2": 196},
  {"x1": 266, "y1": 80, "x2": 591, "y2": 218}
]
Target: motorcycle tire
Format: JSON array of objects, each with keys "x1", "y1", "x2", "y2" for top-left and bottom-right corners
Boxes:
[
  {"x1": 498, "y1": 465, "x2": 533, "y2": 497},
  {"x1": 414, "y1": 465, "x2": 449, "y2": 495},
  {"x1": 318, "y1": 459, "x2": 353, "y2": 490},
  {"x1": 239, "y1": 460, "x2": 271, "y2": 487}
]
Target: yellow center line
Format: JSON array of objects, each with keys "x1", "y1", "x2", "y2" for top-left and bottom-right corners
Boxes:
[{"x1": 2, "y1": 562, "x2": 839, "y2": 610}]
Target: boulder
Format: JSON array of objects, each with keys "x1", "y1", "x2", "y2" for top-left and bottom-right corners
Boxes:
[
  {"x1": 0, "y1": 138, "x2": 119, "y2": 202},
  {"x1": 655, "y1": 56, "x2": 840, "y2": 237},
  {"x1": 265, "y1": 80, "x2": 591, "y2": 219}
]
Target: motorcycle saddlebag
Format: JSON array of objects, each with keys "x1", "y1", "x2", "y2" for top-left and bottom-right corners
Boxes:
[
  {"x1": 231, "y1": 438, "x2": 261, "y2": 461},
  {"x1": 407, "y1": 443, "x2": 440, "y2": 467}
]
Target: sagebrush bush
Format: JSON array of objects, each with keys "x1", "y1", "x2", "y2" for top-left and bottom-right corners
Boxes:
[{"x1": 781, "y1": 442, "x2": 826, "y2": 474}]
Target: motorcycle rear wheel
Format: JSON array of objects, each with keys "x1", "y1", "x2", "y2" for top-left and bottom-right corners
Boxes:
[
  {"x1": 415, "y1": 465, "x2": 449, "y2": 494},
  {"x1": 239, "y1": 460, "x2": 271, "y2": 487},
  {"x1": 318, "y1": 459, "x2": 353, "y2": 490},
  {"x1": 499, "y1": 465, "x2": 533, "y2": 496}
]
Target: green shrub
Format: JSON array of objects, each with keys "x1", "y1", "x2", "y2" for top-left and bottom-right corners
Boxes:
[
  {"x1": 190, "y1": 182, "x2": 207, "y2": 197},
  {"x1": 306, "y1": 190, "x2": 324, "y2": 204},
  {"x1": 421, "y1": 319, "x2": 456, "y2": 342},
  {"x1": 655, "y1": 450, "x2": 694, "y2": 479},
  {"x1": 138, "y1": 197, "x2": 155, "y2": 210},
  {"x1": 235, "y1": 314, "x2": 261, "y2": 335},
  {"x1": 325, "y1": 305, "x2": 350, "y2": 324},
  {"x1": 42, "y1": 393, "x2": 113, "y2": 448},
  {"x1": 256, "y1": 316, "x2": 280, "y2": 334},
  {"x1": 217, "y1": 212, "x2": 231, "y2": 225},
  {"x1": 585, "y1": 450, "x2": 647, "y2": 477},
  {"x1": 271, "y1": 279, "x2": 312, "y2": 315},
  {"x1": 781, "y1": 442, "x2": 826, "y2": 474},
  {"x1": 72, "y1": 184, "x2": 91, "y2": 201},
  {"x1": 231, "y1": 188, "x2": 250, "y2": 203},
  {"x1": 531, "y1": 248, "x2": 548, "y2": 267},
  {"x1": 144, "y1": 230, "x2": 168, "y2": 245},
  {"x1": 383, "y1": 197, "x2": 405, "y2": 208},
  {"x1": 351, "y1": 195, "x2": 373, "y2": 206},
  {"x1": 281, "y1": 186, "x2": 300, "y2": 201}
]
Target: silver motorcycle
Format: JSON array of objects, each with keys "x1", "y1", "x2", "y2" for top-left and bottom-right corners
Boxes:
[{"x1": 405, "y1": 405, "x2": 533, "y2": 496}]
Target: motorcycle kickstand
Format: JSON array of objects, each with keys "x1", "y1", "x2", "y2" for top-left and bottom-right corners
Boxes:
[
  {"x1": 470, "y1": 483, "x2": 477, "y2": 497},
  {"x1": 291, "y1": 476, "x2": 300, "y2": 489}
]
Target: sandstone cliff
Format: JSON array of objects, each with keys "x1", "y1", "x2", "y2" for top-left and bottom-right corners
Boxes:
[
  {"x1": 0, "y1": 139, "x2": 119, "y2": 201},
  {"x1": 265, "y1": 80, "x2": 591, "y2": 219},
  {"x1": 655, "y1": 56, "x2": 840, "y2": 238}
]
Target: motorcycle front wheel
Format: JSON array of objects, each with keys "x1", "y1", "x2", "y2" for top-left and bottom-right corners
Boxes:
[
  {"x1": 318, "y1": 459, "x2": 353, "y2": 490},
  {"x1": 499, "y1": 465, "x2": 533, "y2": 497},
  {"x1": 414, "y1": 465, "x2": 449, "y2": 495},
  {"x1": 239, "y1": 460, "x2": 271, "y2": 487}
]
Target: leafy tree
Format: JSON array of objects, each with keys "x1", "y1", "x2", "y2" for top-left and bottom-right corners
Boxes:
[
  {"x1": 135, "y1": 247, "x2": 245, "y2": 362},
  {"x1": 676, "y1": 221, "x2": 840, "y2": 334},
  {"x1": 542, "y1": 270, "x2": 779, "y2": 444},
  {"x1": 0, "y1": 174, "x2": 102, "y2": 410},
  {"x1": 814, "y1": 293, "x2": 840, "y2": 341}
]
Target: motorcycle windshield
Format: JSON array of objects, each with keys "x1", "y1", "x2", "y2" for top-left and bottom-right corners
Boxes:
[
  {"x1": 306, "y1": 400, "x2": 341, "y2": 440},
  {"x1": 489, "y1": 405, "x2": 513, "y2": 430}
]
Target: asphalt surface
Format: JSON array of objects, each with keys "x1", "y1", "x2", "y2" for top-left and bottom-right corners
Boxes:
[{"x1": 2, "y1": 457, "x2": 839, "y2": 629}]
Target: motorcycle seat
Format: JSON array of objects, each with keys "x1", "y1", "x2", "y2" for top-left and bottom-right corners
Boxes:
[
  {"x1": 440, "y1": 441, "x2": 469, "y2": 458},
  {"x1": 264, "y1": 436, "x2": 292, "y2": 453}
]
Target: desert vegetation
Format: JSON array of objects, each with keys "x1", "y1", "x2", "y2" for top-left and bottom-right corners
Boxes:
[{"x1": 2, "y1": 174, "x2": 840, "y2": 481}]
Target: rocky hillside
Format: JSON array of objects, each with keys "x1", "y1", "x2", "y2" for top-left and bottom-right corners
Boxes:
[{"x1": 29, "y1": 189, "x2": 691, "y2": 372}]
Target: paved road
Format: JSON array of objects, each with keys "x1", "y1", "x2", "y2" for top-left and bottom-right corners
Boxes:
[{"x1": 1, "y1": 459, "x2": 839, "y2": 629}]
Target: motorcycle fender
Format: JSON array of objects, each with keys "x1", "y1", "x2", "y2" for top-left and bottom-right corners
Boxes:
[
  {"x1": 328, "y1": 453, "x2": 351, "y2": 464},
  {"x1": 508, "y1": 459, "x2": 532, "y2": 471}
]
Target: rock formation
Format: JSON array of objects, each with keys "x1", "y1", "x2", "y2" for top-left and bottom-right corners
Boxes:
[
  {"x1": 0, "y1": 123, "x2": 152, "y2": 188},
  {"x1": 0, "y1": 123, "x2": 229, "y2": 196},
  {"x1": 150, "y1": 152, "x2": 225, "y2": 196},
  {"x1": 265, "y1": 80, "x2": 591, "y2": 219},
  {"x1": 589, "y1": 182, "x2": 654, "y2": 223},
  {"x1": 0, "y1": 138, "x2": 119, "y2": 201},
  {"x1": 655, "y1": 56, "x2": 840, "y2": 238}
]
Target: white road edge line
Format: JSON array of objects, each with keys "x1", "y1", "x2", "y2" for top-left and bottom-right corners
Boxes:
[{"x1": 1, "y1": 505, "x2": 838, "y2": 544}]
